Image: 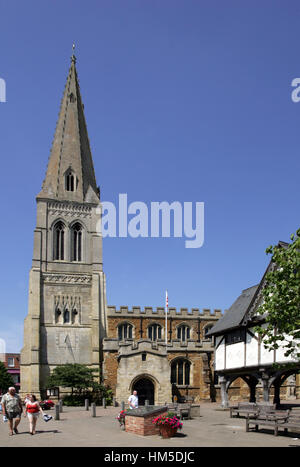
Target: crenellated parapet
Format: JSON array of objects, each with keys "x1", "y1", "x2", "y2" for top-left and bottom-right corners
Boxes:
[
  {"x1": 107, "y1": 305, "x2": 223, "y2": 319},
  {"x1": 103, "y1": 337, "x2": 215, "y2": 353}
]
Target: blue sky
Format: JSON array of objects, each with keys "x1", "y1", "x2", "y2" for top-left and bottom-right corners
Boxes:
[{"x1": 0, "y1": 0, "x2": 299, "y2": 352}]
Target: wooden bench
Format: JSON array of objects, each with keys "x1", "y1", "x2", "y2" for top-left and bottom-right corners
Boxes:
[
  {"x1": 277, "y1": 414, "x2": 300, "y2": 436},
  {"x1": 230, "y1": 403, "x2": 258, "y2": 418},
  {"x1": 184, "y1": 396, "x2": 194, "y2": 403},
  {"x1": 230, "y1": 402, "x2": 277, "y2": 419},
  {"x1": 167, "y1": 402, "x2": 199, "y2": 419},
  {"x1": 246, "y1": 410, "x2": 290, "y2": 436}
]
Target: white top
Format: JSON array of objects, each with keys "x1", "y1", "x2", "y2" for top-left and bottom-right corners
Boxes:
[{"x1": 128, "y1": 394, "x2": 138, "y2": 409}]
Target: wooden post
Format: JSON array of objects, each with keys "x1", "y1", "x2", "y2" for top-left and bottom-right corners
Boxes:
[{"x1": 91, "y1": 402, "x2": 96, "y2": 417}]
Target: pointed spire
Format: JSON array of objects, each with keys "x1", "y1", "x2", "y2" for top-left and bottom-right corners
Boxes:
[{"x1": 38, "y1": 52, "x2": 99, "y2": 203}]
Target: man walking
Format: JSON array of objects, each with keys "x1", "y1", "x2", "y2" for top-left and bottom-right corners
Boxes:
[
  {"x1": 128, "y1": 390, "x2": 139, "y2": 410},
  {"x1": 1, "y1": 387, "x2": 23, "y2": 436}
]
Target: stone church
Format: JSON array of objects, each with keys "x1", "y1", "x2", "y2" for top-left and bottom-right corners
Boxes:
[{"x1": 20, "y1": 54, "x2": 221, "y2": 405}]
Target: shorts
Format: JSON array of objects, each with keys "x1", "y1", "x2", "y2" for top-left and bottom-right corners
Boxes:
[
  {"x1": 27, "y1": 412, "x2": 39, "y2": 420},
  {"x1": 6, "y1": 411, "x2": 21, "y2": 420}
]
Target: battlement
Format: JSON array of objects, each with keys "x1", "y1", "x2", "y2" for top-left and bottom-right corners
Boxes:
[{"x1": 107, "y1": 305, "x2": 223, "y2": 319}]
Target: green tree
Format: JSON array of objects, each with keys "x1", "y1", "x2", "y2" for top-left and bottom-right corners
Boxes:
[
  {"x1": 0, "y1": 361, "x2": 14, "y2": 393},
  {"x1": 91, "y1": 382, "x2": 113, "y2": 405},
  {"x1": 256, "y1": 228, "x2": 300, "y2": 360},
  {"x1": 46, "y1": 363, "x2": 97, "y2": 395}
]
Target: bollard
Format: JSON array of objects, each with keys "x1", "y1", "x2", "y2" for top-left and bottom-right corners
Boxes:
[
  {"x1": 91, "y1": 402, "x2": 96, "y2": 417},
  {"x1": 59, "y1": 399, "x2": 63, "y2": 413},
  {"x1": 145, "y1": 400, "x2": 149, "y2": 406},
  {"x1": 121, "y1": 401, "x2": 125, "y2": 411},
  {"x1": 102, "y1": 397, "x2": 106, "y2": 409},
  {"x1": 55, "y1": 404, "x2": 60, "y2": 420},
  {"x1": 113, "y1": 397, "x2": 117, "y2": 407},
  {"x1": 85, "y1": 399, "x2": 89, "y2": 411}
]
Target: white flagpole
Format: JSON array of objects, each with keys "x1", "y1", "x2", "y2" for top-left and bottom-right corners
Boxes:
[{"x1": 165, "y1": 290, "x2": 168, "y2": 350}]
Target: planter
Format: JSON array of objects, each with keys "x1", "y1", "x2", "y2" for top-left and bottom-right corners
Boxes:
[{"x1": 159, "y1": 425, "x2": 178, "y2": 438}]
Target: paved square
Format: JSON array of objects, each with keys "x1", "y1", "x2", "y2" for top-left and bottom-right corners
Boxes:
[{"x1": 1, "y1": 403, "x2": 299, "y2": 447}]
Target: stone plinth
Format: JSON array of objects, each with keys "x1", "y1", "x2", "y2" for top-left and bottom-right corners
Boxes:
[
  {"x1": 125, "y1": 406, "x2": 168, "y2": 436},
  {"x1": 190, "y1": 404, "x2": 200, "y2": 418}
]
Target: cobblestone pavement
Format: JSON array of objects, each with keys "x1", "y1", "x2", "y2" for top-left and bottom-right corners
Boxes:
[{"x1": 0, "y1": 402, "x2": 299, "y2": 447}]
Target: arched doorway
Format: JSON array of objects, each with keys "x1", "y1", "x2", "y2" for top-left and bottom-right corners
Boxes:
[{"x1": 132, "y1": 377, "x2": 155, "y2": 406}]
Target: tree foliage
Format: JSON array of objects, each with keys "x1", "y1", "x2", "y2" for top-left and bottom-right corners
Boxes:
[
  {"x1": 0, "y1": 361, "x2": 14, "y2": 393},
  {"x1": 256, "y1": 228, "x2": 300, "y2": 360},
  {"x1": 46, "y1": 363, "x2": 97, "y2": 395},
  {"x1": 45, "y1": 363, "x2": 113, "y2": 405}
]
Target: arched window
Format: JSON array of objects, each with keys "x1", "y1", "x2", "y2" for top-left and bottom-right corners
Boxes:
[
  {"x1": 171, "y1": 359, "x2": 190, "y2": 386},
  {"x1": 177, "y1": 324, "x2": 190, "y2": 342},
  {"x1": 71, "y1": 223, "x2": 83, "y2": 262},
  {"x1": 53, "y1": 221, "x2": 65, "y2": 260},
  {"x1": 55, "y1": 308, "x2": 61, "y2": 324},
  {"x1": 72, "y1": 309, "x2": 79, "y2": 324},
  {"x1": 63, "y1": 309, "x2": 70, "y2": 324},
  {"x1": 118, "y1": 323, "x2": 133, "y2": 340},
  {"x1": 148, "y1": 324, "x2": 162, "y2": 341},
  {"x1": 65, "y1": 170, "x2": 77, "y2": 192}
]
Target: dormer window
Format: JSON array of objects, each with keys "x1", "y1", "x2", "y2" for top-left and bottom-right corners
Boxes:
[
  {"x1": 65, "y1": 169, "x2": 78, "y2": 192},
  {"x1": 69, "y1": 92, "x2": 76, "y2": 103}
]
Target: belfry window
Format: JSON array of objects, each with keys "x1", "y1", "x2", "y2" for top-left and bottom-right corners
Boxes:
[
  {"x1": 63, "y1": 309, "x2": 70, "y2": 324},
  {"x1": 71, "y1": 223, "x2": 83, "y2": 261},
  {"x1": 72, "y1": 309, "x2": 78, "y2": 324},
  {"x1": 118, "y1": 323, "x2": 133, "y2": 340},
  {"x1": 65, "y1": 170, "x2": 77, "y2": 192},
  {"x1": 53, "y1": 221, "x2": 65, "y2": 260},
  {"x1": 171, "y1": 359, "x2": 190, "y2": 386},
  {"x1": 148, "y1": 324, "x2": 162, "y2": 341}
]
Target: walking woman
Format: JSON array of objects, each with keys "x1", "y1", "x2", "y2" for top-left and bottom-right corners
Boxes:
[{"x1": 24, "y1": 394, "x2": 45, "y2": 435}]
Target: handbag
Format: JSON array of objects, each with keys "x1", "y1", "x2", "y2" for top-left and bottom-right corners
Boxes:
[{"x1": 43, "y1": 414, "x2": 52, "y2": 422}]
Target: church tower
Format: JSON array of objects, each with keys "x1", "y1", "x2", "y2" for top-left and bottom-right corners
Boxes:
[{"x1": 20, "y1": 53, "x2": 107, "y2": 397}]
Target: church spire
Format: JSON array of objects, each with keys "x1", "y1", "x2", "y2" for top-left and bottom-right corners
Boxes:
[{"x1": 38, "y1": 52, "x2": 99, "y2": 204}]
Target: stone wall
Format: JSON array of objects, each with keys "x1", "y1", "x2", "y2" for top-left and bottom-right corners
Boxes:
[{"x1": 103, "y1": 306, "x2": 219, "y2": 404}]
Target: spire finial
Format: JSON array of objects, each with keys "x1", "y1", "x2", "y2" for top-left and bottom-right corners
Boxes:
[{"x1": 71, "y1": 43, "x2": 76, "y2": 63}]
